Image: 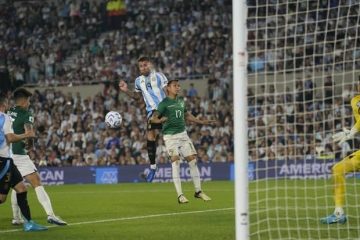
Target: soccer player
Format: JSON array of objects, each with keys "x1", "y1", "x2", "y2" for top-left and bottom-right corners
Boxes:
[
  {"x1": 0, "y1": 95, "x2": 47, "y2": 232},
  {"x1": 119, "y1": 56, "x2": 168, "y2": 182},
  {"x1": 7, "y1": 88, "x2": 67, "y2": 226},
  {"x1": 150, "y1": 80, "x2": 215, "y2": 203},
  {"x1": 320, "y1": 82, "x2": 360, "y2": 224}
]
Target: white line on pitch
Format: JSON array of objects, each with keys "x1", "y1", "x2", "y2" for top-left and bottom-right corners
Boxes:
[{"x1": 0, "y1": 207, "x2": 234, "y2": 233}]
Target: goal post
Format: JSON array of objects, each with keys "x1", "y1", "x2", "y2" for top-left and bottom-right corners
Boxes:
[{"x1": 233, "y1": 0, "x2": 249, "y2": 239}]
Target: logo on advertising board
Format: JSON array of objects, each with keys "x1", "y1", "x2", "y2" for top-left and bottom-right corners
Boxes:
[
  {"x1": 144, "y1": 165, "x2": 212, "y2": 183},
  {"x1": 96, "y1": 168, "x2": 118, "y2": 184},
  {"x1": 39, "y1": 169, "x2": 64, "y2": 185}
]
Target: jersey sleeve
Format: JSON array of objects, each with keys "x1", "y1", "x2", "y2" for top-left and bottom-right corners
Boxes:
[
  {"x1": 158, "y1": 73, "x2": 168, "y2": 88},
  {"x1": 4, "y1": 115, "x2": 14, "y2": 135},
  {"x1": 134, "y1": 77, "x2": 141, "y2": 92},
  {"x1": 157, "y1": 101, "x2": 166, "y2": 116},
  {"x1": 24, "y1": 112, "x2": 35, "y2": 125}
]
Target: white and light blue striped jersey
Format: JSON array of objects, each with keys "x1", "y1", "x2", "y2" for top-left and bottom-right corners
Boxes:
[
  {"x1": 0, "y1": 112, "x2": 14, "y2": 158},
  {"x1": 134, "y1": 71, "x2": 168, "y2": 117}
]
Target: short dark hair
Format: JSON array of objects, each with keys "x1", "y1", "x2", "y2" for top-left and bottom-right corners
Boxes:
[
  {"x1": 137, "y1": 56, "x2": 151, "y2": 62},
  {"x1": 13, "y1": 88, "x2": 32, "y2": 100},
  {"x1": 167, "y1": 79, "x2": 179, "y2": 85}
]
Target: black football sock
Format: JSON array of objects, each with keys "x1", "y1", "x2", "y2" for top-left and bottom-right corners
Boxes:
[
  {"x1": 17, "y1": 192, "x2": 31, "y2": 221},
  {"x1": 147, "y1": 140, "x2": 156, "y2": 165}
]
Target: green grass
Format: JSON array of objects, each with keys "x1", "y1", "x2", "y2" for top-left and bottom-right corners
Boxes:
[
  {"x1": 0, "y1": 181, "x2": 235, "y2": 240},
  {"x1": 250, "y1": 178, "x2": 360, "y2": 240},
  {"x1": 3, "y1": 178, "x2": 358, "y2": 240}
]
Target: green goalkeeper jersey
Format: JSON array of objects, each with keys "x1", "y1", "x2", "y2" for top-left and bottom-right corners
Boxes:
[
  {"x1": 7, "y1": 106, "x2": 34, "y2": 155},
  {"x1": 157, "y1": 96, "x2": 186, "y2": 135}
]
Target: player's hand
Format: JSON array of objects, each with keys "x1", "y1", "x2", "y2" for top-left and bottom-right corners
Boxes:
[
  {"x1": 24, "y1": 126, "x2": 35, "y2": 138},
  {"x1": 160, "y1": 117, "x2": 168, "y2": 123},
  {"x1": 332, "y1": 128, "x2": 350, "y2": 144},
  {"x1": 119, "y1": 80, "x2": 128, "y2": 92}
]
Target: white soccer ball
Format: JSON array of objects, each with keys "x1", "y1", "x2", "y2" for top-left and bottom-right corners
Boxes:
[{"x1": 105, "y1": 111, "x2": 122, "y2": 128}]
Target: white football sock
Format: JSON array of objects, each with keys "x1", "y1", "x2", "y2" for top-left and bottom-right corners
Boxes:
[
  {"x1": 334, "y1": 207, "x2": 344, "y2": 216},
  {"x1": 11, "y1": 189, "x2": 22, "y2": 220},
  {"x1": 172, "y1": 160, "x2": 182, "y2": 196},
  {"x1": 35, "y1": 186, "x2": 55, "y2": 216},
  {"x1": 150, "y1": 164, "x2": 157, "y2": 170},
  {"x1": 188, "y1": 159, "x2": 201, "y2": 193}
]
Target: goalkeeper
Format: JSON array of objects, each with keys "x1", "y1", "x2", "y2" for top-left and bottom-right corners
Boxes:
[{"x1": 320, "y1": 86, "x2": 360, "y2": 224}]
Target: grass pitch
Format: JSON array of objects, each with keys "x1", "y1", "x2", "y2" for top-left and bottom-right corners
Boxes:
[
  {"x1": 0, "y1": 181, "x2": 234, "y2": 240},
  {"x1": 250, "y1": 179, "x2": 360, "y2": 240}
]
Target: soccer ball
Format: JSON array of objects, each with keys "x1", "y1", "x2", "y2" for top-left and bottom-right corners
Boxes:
[{"x1": 105, "y1": 111, "x2": 122, "y2": 128}]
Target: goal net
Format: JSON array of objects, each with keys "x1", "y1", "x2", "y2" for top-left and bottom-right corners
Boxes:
[{"x1": 247, "y1": 1, "x2": 360, "y2": 239}]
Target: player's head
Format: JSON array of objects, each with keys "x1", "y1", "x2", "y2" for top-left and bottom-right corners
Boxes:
[
  {"x1": 0, "y1": 94, "x2": 8, "y2": 112},
  {"x1": 166, "y1": 80, "x2": 181, "y2": 96},
  {"x1": 13, "y1": 88, "x2": 32, "y2": 108},
  {"x1": 137, "y1": 56, "x2": 152, "y2": 76}
]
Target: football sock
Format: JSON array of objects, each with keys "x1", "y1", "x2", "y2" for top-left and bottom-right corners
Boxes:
[
  {"x1": 147, "y1": 140, "x2": 157, "y2": 165},
  {"x1": 172, "y1": 160, "x2": 182, "y2": 196},
  {"x1": 35, "y1": 186, "x2": 54, "y2": 216},
  {"x1": 11, "y1": 189, "x2": 22, "y2": 220},
  {"x1": 334, "y1": 207, "x2": 344, "y2": 216},
  {"x1": 16, "y1": 192, "x2": 31, "y2": 221},
  {"x1": 188, "y1": 159, "x2": 201, "y2": 193}
]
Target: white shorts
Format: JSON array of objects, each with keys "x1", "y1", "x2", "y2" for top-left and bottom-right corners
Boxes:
[
  {"x1": 163, "y1": 131, "x2": 197, "y2": 158},
  {"x1": 12, "y1": 154, "x2": 37, "y2": 177}
]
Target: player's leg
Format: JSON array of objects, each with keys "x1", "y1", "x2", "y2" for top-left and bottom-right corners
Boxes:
[
  {"x1": 9, "y1": 160, "x2": 47, "y2": 231},
  {"x1": 25, "y1": 172, "x2": 67, "y2": 225},
  {"x1": 180, "y1": 132, "x2": 211, "y2": 201},
  {"x1": 164, "y1": 134, "x2": 188, "y2": 203},
  {"x1": 320, "y1": 151, "x2": 360, "y2": 224},
  {"x1": 11, "y1": 188, "x2": 24, "y2": 225},
  {"x1": 13, "y1": 154, "x2": 67, "y2": 225}
]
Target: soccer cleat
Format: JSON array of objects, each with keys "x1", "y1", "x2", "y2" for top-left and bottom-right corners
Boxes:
[
  {"x1": 178, "y1": 194, "x2": 189, "y2": 204},
  {"x1": 320, "y1": 214, "x2": 347, "y2": 224},
  {"x1": 194, "y1": 191, "x2": 212, "y2": 201},
  {"x1": 47, "y1": 215, "x2": 67, "y2": 226},
  {"x1": 145, "y1": 168, "x2": 157, "y2": 183},
  {"x1": 23, "y1": 220, "x2": 48, "y2": 232},
  {"x1": 12, "y1": 218, "x2": 24, "y2": 225}
]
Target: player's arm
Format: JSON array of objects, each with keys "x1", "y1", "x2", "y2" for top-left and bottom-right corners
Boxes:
[
  {"x1": 159, "y1": 72, "x2": 169, "y2": 96},
  {"x1": 333, "y1": 109, "x2": 360, "y2": 144},
  {"x1": 118, "y1": 80, "x2": 142, "y2": 101},
  {"x1": 185, "y1": 112, "x2": 217, "y2": 125},
  {"x1": 4, "y1": 116, "x2": 35, "y2": 143},
  {"x1": 149, "y1": 111, "x2": 167, "y2": 124}
]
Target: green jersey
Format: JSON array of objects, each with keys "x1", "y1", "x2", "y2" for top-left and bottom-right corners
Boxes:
[
  {"x1": 157, "y1": 96, "x2": 187, "y2": 135},
  {"x1": 7, "y1": 106, "x2": 34, "y2": 155}
]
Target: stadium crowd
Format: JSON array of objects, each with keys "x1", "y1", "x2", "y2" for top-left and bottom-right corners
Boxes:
[
  {"x1": 247, "y1": 78, "x2": 358, "y2": 162},
  {"x1": 0, "y1": 0, "x2": 232, "y2": 88},
  {"x1": 247, "y1": 0, "x2": 360, "y2": 73}
]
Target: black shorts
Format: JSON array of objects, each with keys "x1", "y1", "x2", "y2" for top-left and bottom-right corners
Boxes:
[
  {"x1": 0, "y1": 157, "x2": 23, "y2": 195},
  {"x1": 147, "y1": 111, "x2": 162, "y2": 131}
]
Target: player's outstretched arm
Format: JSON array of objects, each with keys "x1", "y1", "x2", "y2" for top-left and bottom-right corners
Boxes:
[
  {"x1": 333, "y1": 125, "x2": 359, "y2": 144},
  {"x1": 118, "y1": 80, "x2": 142, "y2": 101},
  {"x1": 6, "y1": 127, "x2": 35, "y2": 143},
  {"x1": 185, "y1": 112, "x2": 217, "y2": 125}
]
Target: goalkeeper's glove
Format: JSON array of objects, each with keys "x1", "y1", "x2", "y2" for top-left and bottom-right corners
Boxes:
[{"x1": 332, "y1": 127, "x2": 358, "y2": 144}]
